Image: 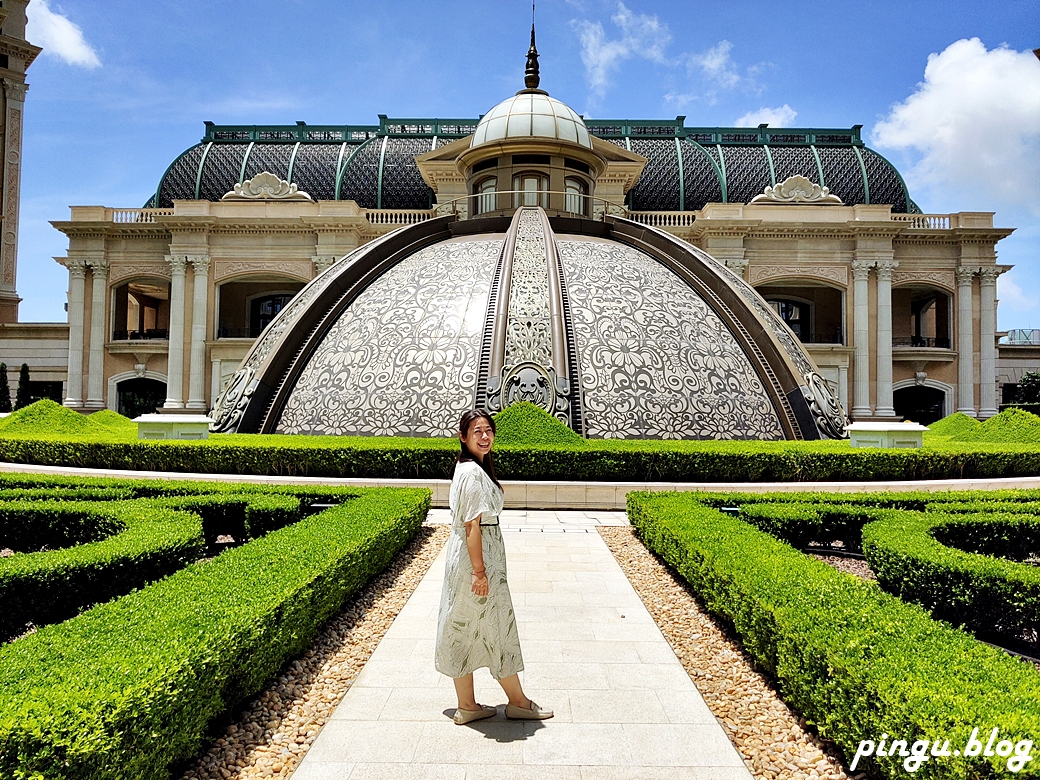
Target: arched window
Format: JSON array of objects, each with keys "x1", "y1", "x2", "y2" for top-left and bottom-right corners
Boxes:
[
  {"x1": 475, "y1": 176, "x2": 497, "y2": 215},
  {"x1": 512, "y1": 172, "x2": 548, "y2": 208},
  {"x1": 565, "y1": 177, "x2": 587, "y2": 215}
]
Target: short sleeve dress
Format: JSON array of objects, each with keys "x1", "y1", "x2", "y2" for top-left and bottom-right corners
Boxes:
[{"x1": 434, "y1": 461, "x2": 524, "y2": 680}]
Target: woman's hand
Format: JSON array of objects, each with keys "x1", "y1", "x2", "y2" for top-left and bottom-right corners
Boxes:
[{"x1": 471, "y1": 570, "x2": 489, "y2": 597}]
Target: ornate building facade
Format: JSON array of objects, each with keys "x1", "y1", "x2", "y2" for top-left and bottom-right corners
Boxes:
[{"x1": 3, "y1": 40, "x2": 1020, "y2": 429}]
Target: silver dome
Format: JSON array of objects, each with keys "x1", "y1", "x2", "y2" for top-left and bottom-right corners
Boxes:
[{"x1": 471, "y1": 91, "x2": 592, "y2": 149}]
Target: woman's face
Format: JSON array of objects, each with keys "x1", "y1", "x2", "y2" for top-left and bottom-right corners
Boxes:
[{"x1": 461, "y1": 416, "x2": 495, "y2": 460}]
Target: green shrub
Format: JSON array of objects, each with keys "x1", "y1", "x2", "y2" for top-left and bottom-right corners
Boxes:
[
  {"x1": 954, "y1": 408, "x2": 1040, "y2": 444},
  {"x1": 928, "y1": 412, "x2": 981, "y2": 438},
  {"x1": 0, "y1": 399, "x2": 114, "y2": 437},
  {"x1": 87, "y1": 409, "x2": 136, "y2": 432},
  {"x1": 0, "y1": 487, "x2": 430, "y2": 780},
  {"x1": 738, "y1": 501, "x2": 883, "y2": 552},
  {"x1": 492, "y1": 402, "x2": 585, "y2": 446},
  {"x1": 628, "y1": 491, "x2": 1040, "y2": 779},
  {"x1": 863, "y1": 509, "x2": 1040, "y2": 635},
  {"x1": 0, "y1": 500, "x2": 205, "y2": 637}
]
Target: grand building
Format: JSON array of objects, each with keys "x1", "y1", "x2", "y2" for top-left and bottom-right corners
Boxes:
[{"x1": 1, "y1": 33, "x2": 1021, "y2": 431}]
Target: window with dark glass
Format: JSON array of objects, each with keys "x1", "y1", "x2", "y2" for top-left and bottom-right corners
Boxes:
[
  {"x1": 565, "y1": 177, "x2": 587, "y2": 215},
  {"x1": 768, "y1": 299, "x2": 810, "y2": 341},
  {"x1": 250, "y1": 294, "x2": 294, "y2": 337}
]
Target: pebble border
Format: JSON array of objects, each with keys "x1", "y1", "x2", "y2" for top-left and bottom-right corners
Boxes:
[
  {"x1": 177, "y1": 524, "x2": 449, "y2": 780},
  {"x1": 599, "y1": 526, "x2": 854, "y2": 780}
]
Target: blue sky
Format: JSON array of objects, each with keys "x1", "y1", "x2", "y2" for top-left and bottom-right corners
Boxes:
[{"x1": 18, "y1": 0, "x2": 1040, "y2": 327}]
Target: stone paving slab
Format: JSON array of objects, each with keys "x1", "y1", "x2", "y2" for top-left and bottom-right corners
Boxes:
[
  {"x1": 3, "y1": 461, "x2": 1039, "y2": 510},
  {"x1": 291, "y1": 511, "x2": 752, "y2": 779}
]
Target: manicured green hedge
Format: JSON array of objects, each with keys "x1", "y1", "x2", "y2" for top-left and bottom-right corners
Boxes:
[
  {"x1": 863, "y1": 509, "x2": 1040, "y2": 636},
  {"x1": 628, "y1": 491, "x2": 1040, "y2": 779},
  {"x1": 0, "y1": 500, "x2": 205, "y2": 637},
  {"x1": 737, "y1": 501, "x2": 885, "y2": 552},
  {"x1": 0, "y1": 486, "x2": 430, "y2": 780}
]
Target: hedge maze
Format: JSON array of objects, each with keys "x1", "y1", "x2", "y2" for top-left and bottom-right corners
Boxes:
[
  {"x1": 0, "y1": 473, "x2": 431, "y2": 780},
  {"x1": 629, "y1": 489, "x2": 1040, "y2": 780}
]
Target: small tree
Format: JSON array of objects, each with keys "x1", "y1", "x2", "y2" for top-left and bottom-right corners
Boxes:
[
  {"x1": 1017, "y1": 371, "x2": 1040, "y2": 405},
  {"x1": 14, "y1": 363, "x2": 31, "y2": 410},
  {"x1": 0, "y1": 363, "x2": 11, "y2": 413}
]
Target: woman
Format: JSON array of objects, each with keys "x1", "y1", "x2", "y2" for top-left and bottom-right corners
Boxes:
[{"x1": 435, "y1": 409, "x2": 553, "y2": 725}]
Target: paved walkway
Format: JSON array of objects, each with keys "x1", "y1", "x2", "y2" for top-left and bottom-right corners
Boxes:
[{"x1": 291, "y1": 510, "x2": 752, "y2": 780}]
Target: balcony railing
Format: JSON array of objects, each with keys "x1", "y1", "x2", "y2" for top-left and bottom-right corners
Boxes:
[
  {"x1": 891, "y1": 214, "x2": 951, "y2": 230},
  {"x1": 363, "y1": 209, "x2": 434, "y2": 226},
  {"x1": 217, "y1": 326, "x2": 261, "y2": 339},
  {"x1": 111, "y1": 209, "x2": 175, "y2": 223},
  {"x1": 893, "y1": 336, "x2": 951, "y2": 348},
  {"x1": 627, "y1": 211, "x2": 696, "y2": 228},
  {"x1": 112, "y1": 329, "x2": 169, "y2": 341}
]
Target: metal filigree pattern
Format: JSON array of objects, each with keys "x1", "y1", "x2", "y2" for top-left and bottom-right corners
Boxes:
[
  {"x1": 158, "y1": 144, "x2": 206, "y2": 207},
  {"x1": 504, "y1": 209, "x2": 552, "y2": 367},
  {"x1": 293, "y1": 144, "x2": 350, "y2": 201},
  {"x1": 241, "y1": 143, "x2": 294, "y2": 182},
  {"x1": 557, "y1": 238, "x2": 784, "y2": 440},
  {"x1": 719, "y1": 146, "x2": 772, "y2": 204},
  {"x1": 627, "y1": 139, "x2": 681, "y2": 211},
  {"x1": 339, "y1": 138, "x2": 381, "y2": 206},
  {"x1": 198, "y1": 144, "x2": 249, "y2": 202},
  {"x1": 680, "y1": 140, "x2": 723, "y2": 210},
  {"x1": 817, "y1": 146, "x2": 866, "y2": 205},
  {"x1": 860, "y1": 148, "x2": 909, "y2": 213},
  {"x1": 767, "y1": 145, "x2": 818, "y2": 184},
  {"x1": 380, "y1": 137, "x2": 435, "y2": 209},
  {"x1": 275, "y1": 238, "x2": 502, "y2": 437}
]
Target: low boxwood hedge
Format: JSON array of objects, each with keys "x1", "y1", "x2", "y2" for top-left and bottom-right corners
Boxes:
[
  {"x1": 0, "y1": 500, "x2": 205, "y2": 638},
  {"x1": 628, "y1": 491, "x2": 1040, "y2": 779},
  {"x1": 863, "y1": 509, "x2": 1040, "y2": 636},
  {"x1": 0, "y1": 486, "x2": 430, "y2": 780}
]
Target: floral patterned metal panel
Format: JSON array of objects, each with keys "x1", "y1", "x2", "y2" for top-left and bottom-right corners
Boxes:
[
  {"x1": 275, "y1": 237, "x2": 503, "y2": 437},
  {"x1": 557, "y1": 237, "x2": 784, "y2": 440},
  {"x1": 158, "y1": 144, "x2": 206, "y2": 207}
]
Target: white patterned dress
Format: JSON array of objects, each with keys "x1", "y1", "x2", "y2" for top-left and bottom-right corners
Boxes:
[{"x1": 435, "y1": 461, "x2": 524, "y2": 680}]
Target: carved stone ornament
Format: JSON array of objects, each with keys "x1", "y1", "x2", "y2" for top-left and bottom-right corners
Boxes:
[
  {"x1": 486, "y1": 361, "x2": 571, "y2": 425},
  {"x1": 222, "y1": 171, "x2": 313, "y2": 201},
  {"x1": 750, "y1": 175, "x2": 844, "y2": 205},
  {"x1": 801, "y1": 371, "x2": 850, "y2": 439},
  {"x1": 209, "y1": 366, "x2": 258, "y2": 433}
]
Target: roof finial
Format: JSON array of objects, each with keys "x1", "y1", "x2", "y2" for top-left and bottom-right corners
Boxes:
[{"x1": 525, "y1": 3, "x2": 540, "y2": 90}]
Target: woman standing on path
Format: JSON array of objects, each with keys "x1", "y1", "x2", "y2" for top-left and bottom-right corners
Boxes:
[{"x1": 435, "y1": 409, "x2": 553, "y2": 725}]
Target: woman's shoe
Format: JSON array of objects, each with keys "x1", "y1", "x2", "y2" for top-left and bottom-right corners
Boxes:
[
  {"x1": 453, "y1": 704, "x2": 497, "y2": 725},
  {"x1": 504, "y1": 700, "x2": 553, "y2": 720}
]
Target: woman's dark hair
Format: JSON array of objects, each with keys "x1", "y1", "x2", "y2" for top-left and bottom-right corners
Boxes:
[{"x1": 457, "y1": 409, "x2": 502, "y2": 490}]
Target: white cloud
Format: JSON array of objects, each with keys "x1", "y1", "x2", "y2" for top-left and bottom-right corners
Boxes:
[
  {"x1": 872, "y1": 38, "x2": 1040, "y2": 212},
  {"x1": 571, "y1": 2, "x2": 671, "y2": 98},
  {"x1": 735, "y1": 104, "x2": 797, "y2": 128},
  {"x1": 26, "y1": 0, "x2": 101, "y2": 69},
  {"x1": 688, "y1": 41, "x2": 740, "y2": 89}
]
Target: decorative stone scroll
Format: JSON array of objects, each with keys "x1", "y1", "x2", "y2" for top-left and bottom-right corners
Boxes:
[
  {"x1": 222, "y1": 171, "x2": 313, "y2": 201},
  {"x1": 750, "y1": 264, "x2": 848, "y2": 286},
  {"x1": 891, "y1": 270, "x2": 955, "y2": 291},
  {"x1": 801, "y1": 371, "x2": 850, "y2": 440},
  {"x1": 750, "y1": 174, "x2": 843, "y2": 205}
]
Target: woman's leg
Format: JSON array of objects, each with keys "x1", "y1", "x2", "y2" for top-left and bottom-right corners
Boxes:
[
  {"x1": 496, "y1": 674, "x2": 530, "y2": 709},
  {"x1": 452, "y1": 674, "x2": 479, "y2": 710}
]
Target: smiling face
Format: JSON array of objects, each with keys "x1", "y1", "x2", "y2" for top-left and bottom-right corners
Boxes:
[{"x1": 460, "y1": 414, "x2": 495, "y2": 461}]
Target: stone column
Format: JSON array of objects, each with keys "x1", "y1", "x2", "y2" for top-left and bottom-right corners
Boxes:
[
  {"x1": 0, "y1": 80, "x2": 28, "y2": 322},
  {"x1": 84, "y1": 259, "x2": 110, "y2": 409},
  {"x1": 210, "y1": 357, "x2": 222, "y2": 408},
  {"x1": 186, "y1": 255, "x2": 211, "y2": 410},
  {"x1": 63, "y1": 259, "x2": 88, "y2": 409},
  {"x1": 874, "y1": 259, "x2": 898, "y2": 417},
  {"x1": 978, "y1": 266, "x2": 1001, "y2": 419},
  {"x1": 955, "y1": 266, "x2": 977, "y2": 416},
  {"x1": 851, "y1": 260, "x2": 873, "y2": 418},
  {"x1": 163, "y1": 255, "x2": 188, "y2": 409}
]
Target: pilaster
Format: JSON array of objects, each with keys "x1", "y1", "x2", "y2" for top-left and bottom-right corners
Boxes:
[
  {"x1": 850, "y1": 259, "x2": 873, "y2": 418},
  {"x1": 84, "y1": 258, "x2": 109, "y2": 409},
  {"x1": 874, "y1": 259, "x2": 898, "y2": 417},
  {"x1": 0, "y1": 78, "x2": 28, "y2": 322},
  {"x1": 978, "y1": 266, "x2": 1002, "y2": 419},
  {"x1": 186, "y1": 255, "x2": 211, "y2": 410},
  {"x1": 63, "y1": 259, "x2": 88, "y2": 409},
  {"x1": 163, "y1": 255, "x2": 188, "y2": 409},
  {"x1": 955, "y1": 266, "x2": 978, "y2": 416}
]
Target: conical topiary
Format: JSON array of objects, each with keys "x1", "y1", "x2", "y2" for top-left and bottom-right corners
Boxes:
[
  {"x1": 14, "y1": 363, "x2": 31, "y2": 410},
  {"x1": 0, "y1": 363, "x2": 11, "y2": 413}
]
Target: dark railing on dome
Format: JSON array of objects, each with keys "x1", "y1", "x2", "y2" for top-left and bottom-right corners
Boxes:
[
  {"x1": 217, "y1": 326, "x2": 263, "y2": 339},
  {"x1": 798, "y1": 330, "x2": 845, "y2": 345},
  {"x1": 440, "y1": 190, "x2": 629, "y2": 221},
  {"x1": 893, "y1": 337, "x2": 951, "y2": 349},
  {"x1": 111, "y1": 329, "x2": 169, "y2": 341}
]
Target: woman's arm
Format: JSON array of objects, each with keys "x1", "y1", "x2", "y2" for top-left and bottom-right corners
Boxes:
[{"x1": 464, "y1": 515, "x2": 488, "y2": 597}]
